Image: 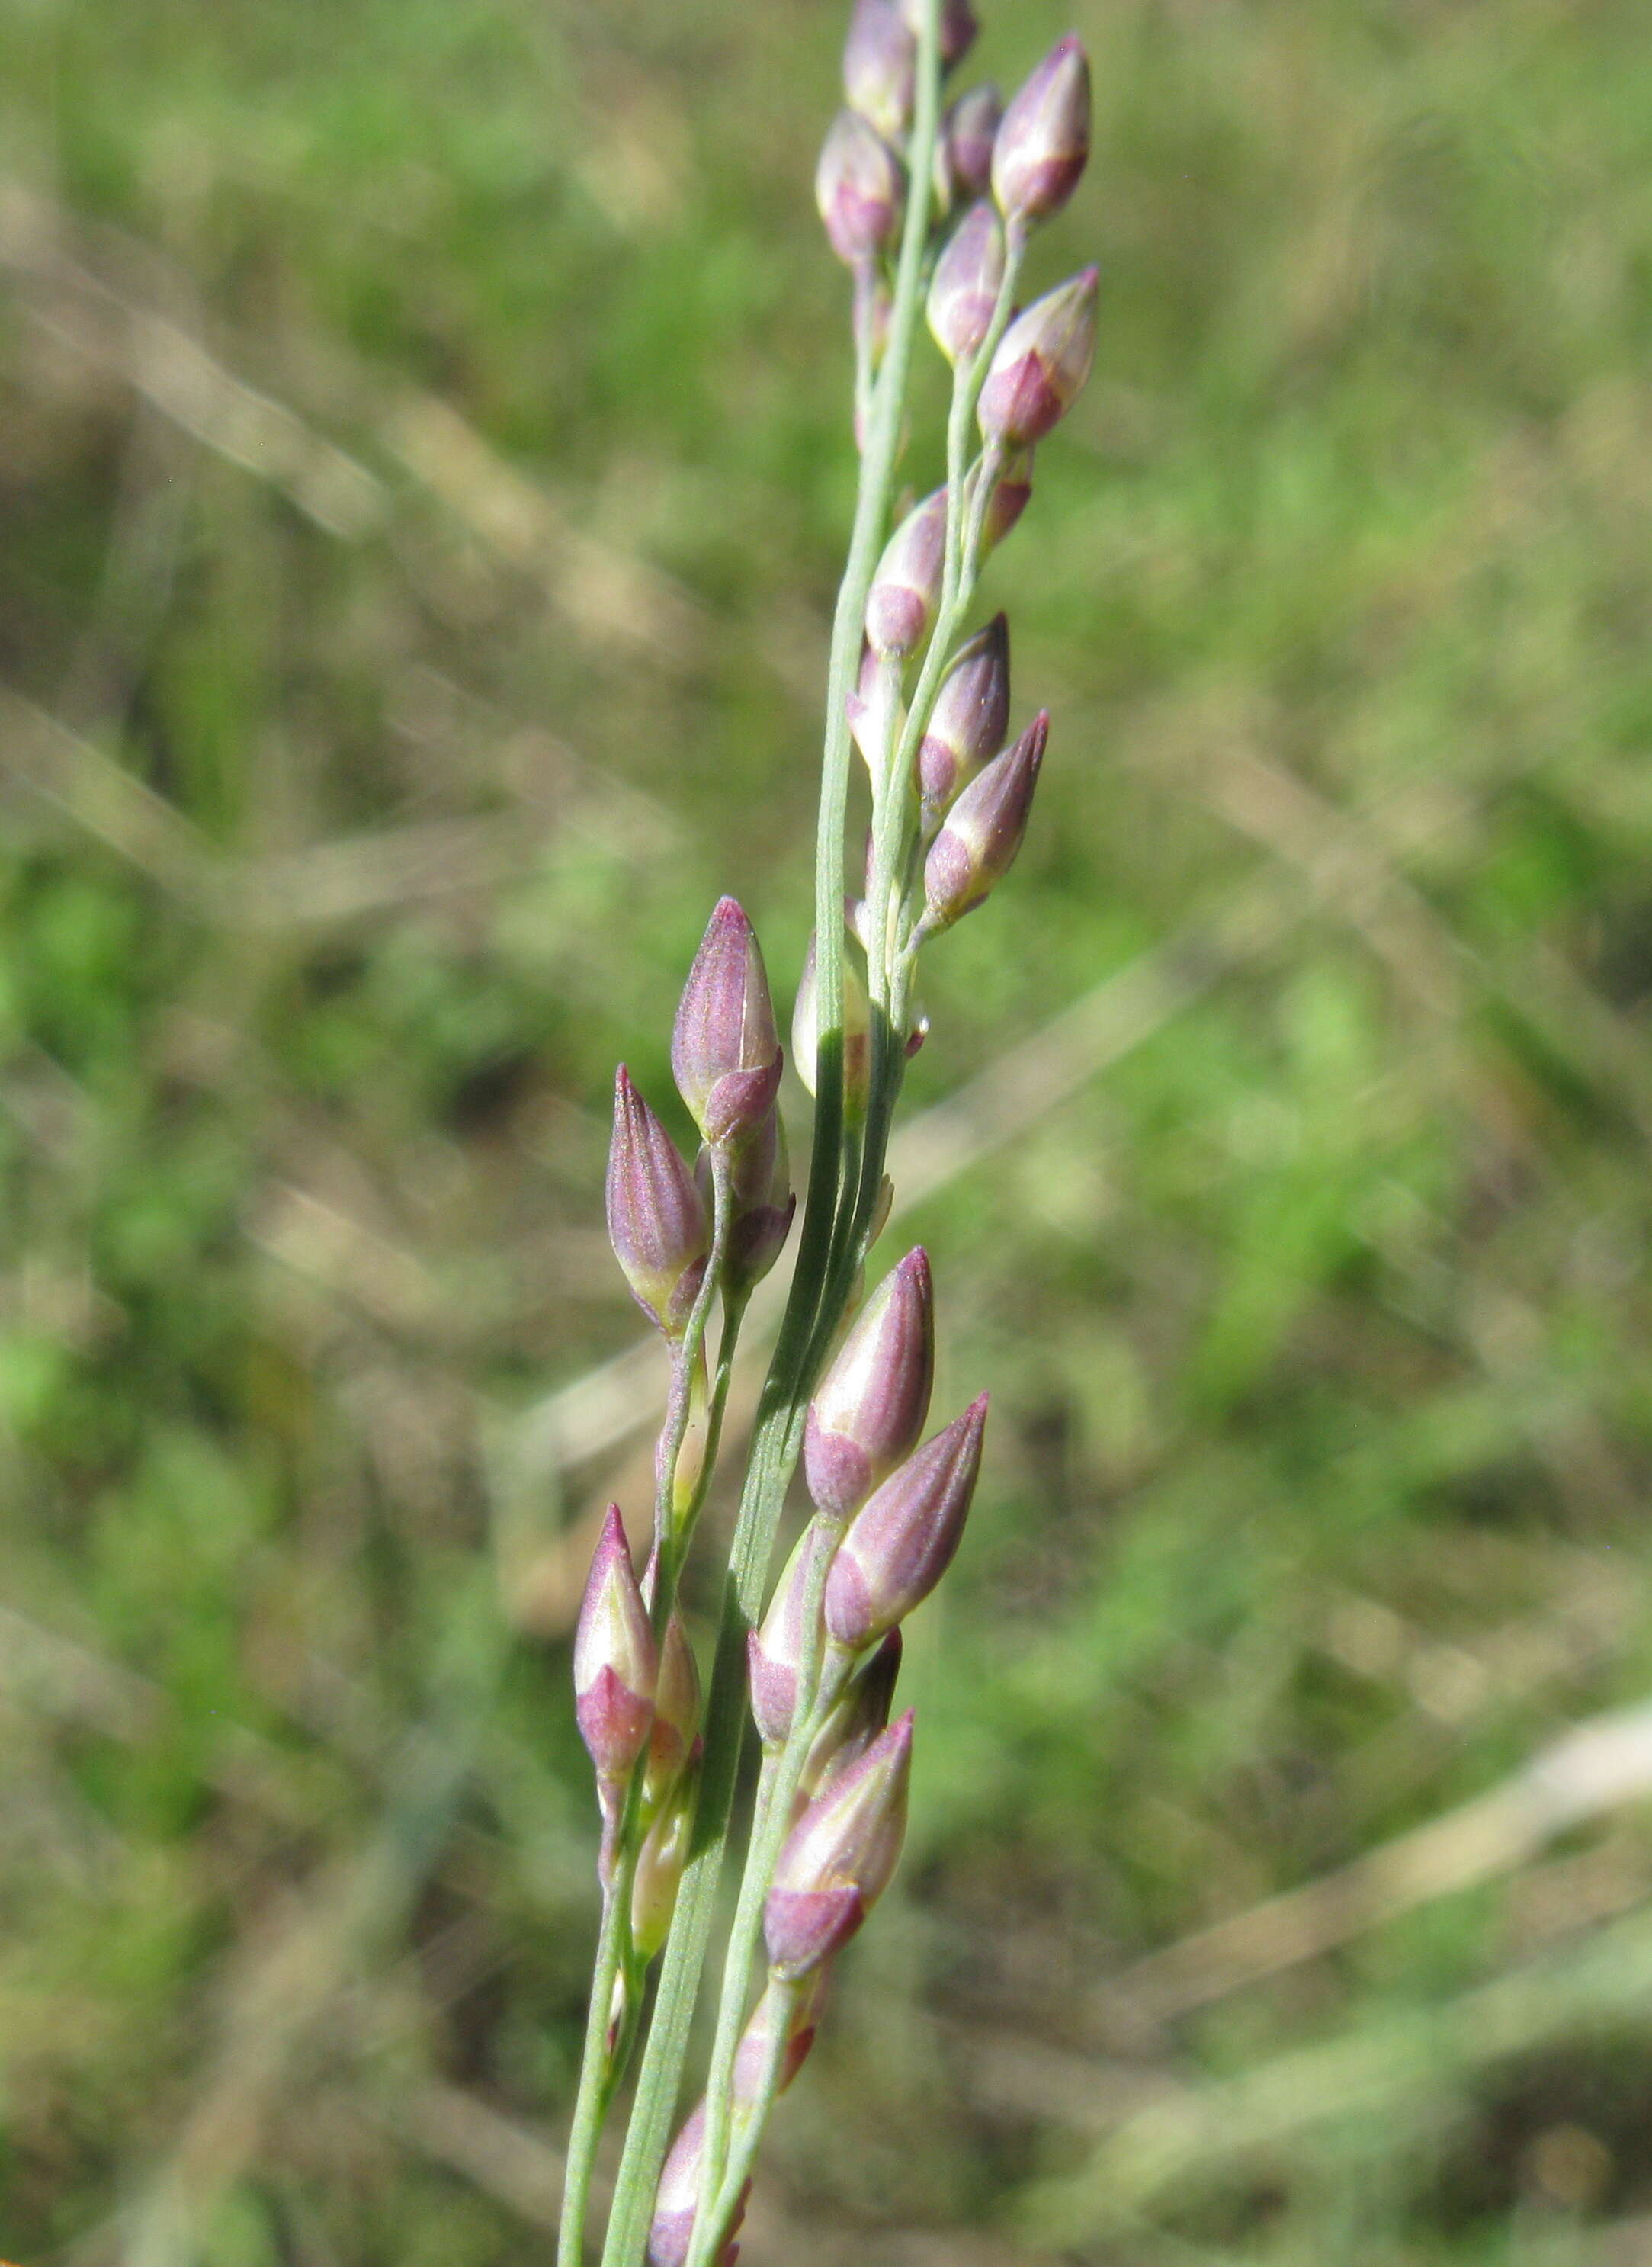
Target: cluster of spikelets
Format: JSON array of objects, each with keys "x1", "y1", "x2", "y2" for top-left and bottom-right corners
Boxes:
[
  {"x1": 592, "y1": 931, "x2": 985, "y2": 2267},
  {"x1": 567, "y1": 5, "x2": 1095, "y2": 2261}
]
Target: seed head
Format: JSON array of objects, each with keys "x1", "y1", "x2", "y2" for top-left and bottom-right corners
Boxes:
[
  {"x1": 607, "y1": 1068, "x2": 710, "y2": 1339},
  {"x1": 917, "y1": 612, "x2": 1010, "y2": 816},
  {"x1": 804, "y1": 1247, "x2": 935, "y2": 1517},
  {"x1": 672, "y1": 897, "x2": 783, "y2": 1151},
  {"x1": 993, "y1": 32, "x2": 1091, "y2": 230},
  {"x1": 865, "y1": 486, "x2": 948, "y2": 661},
  {"x1": 764, "y1": 1710, "x2": 914, "y2": 1980},
  {"x1": 648, "y1": 2101, "x2": 748, "y2": 2267},
  {"x1": 826, "y1": 1396, "x2": 988, "y2": 1649},
  {"x1": 939, "y1": 82, "x2": 1001, "y2": 204},
  {"x1": 573, "y1": 1504, "x2": 658, "y2": 1785},
  {"x1": 922, "y1": 710, "x2": 1048, "y2": 931},
  {"x1": 816, "y1": 108, "x2": 904, "y2": 268},
  {"x1": 977, "y1": 268, "x2": 1099, "y2": 448},
  {"x1": 842, "y1": 0, "x2": 915, "y2": 141},
  {"x1": 926, "y1": 200, "x2": 1006, "y2": 366}
]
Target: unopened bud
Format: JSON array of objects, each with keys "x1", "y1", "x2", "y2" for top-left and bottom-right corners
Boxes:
[
  {"x1": 792, "y1": 930, "x2": 871, "y2": 1121},
  {"x1": 804, "y1": 1247, "x2": 934, "y2": 1517},
  {"x1": 980, "y1": 443, "x2": 1034, "y2": 552},
  {"x1": 843, "y1": 0, "x2": 915, "y2": 140},
  {"x1": 800, "y1": 1627, "x2": 903, "y2": 1802},
  {"x1": 922, "y1": 710, "x2": 1047, "y2": 930},
  {"x1": 977, "y1": 268, "x2": 1099, "y2": 447},
  {"x1": 648, "y1": 2102, "x2": 748, "y2": 2267},
  {"x1": 926, "y1": 200, "x2": 1006, "y2": 365},
  {"x1": 700, "y1": 1103, "x2": 794, "y2": 1299},
  {"x1": 764, "y1": 1710, "x2": 914, "y2": 1980},
  {"x1": 993, "y1": 33, "x2": 1091, "y2": 229},
  {"x1": 826, "y1": 1396, "x2": 987, "y2": 1649},
  {"x1": 748, "y1": 1524, "x2": 832, "y2": 1747},
  {"x1": 574, "y1": 1504, "x2": 658, "y2": 1786},
  {"x1": 816, "y1": 108, "x2": 904, "y2": 268},
  {"x1": 865, "y1": 486, "x2": 948, "y2": 661},
  {"x1": 607, "y1": 1068, "x2": 709, "y2": 1338},
  {"x1": 940, "y1": 82, "x2": 1001, "y2": 204},
  {"x1": 643, "y1": 1609, "x2": 701, "y2": 1809},
  {"x1": 917, "y1": 612, "x2": 1009, "y2": 815},
  {"x1": 672, "y1": 897, "x2": 783, "y2": 1150},
  {"x1": 631, "y1": 1768, "x2": 694, "y2": 1960}
]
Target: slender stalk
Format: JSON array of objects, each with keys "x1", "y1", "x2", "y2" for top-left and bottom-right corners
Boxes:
[
  {"x1": 558, "y1": 1167, "x2": 736, "y2": 2267},
  {"x1": 698, "y1": 1979, "x2": 802, "y2": 2261},
  {"x1": 594, "y1": 10, "x2": 948, "y2": 2259},
  {"x1": 687, "y1": 1567, "x2": 854, "y2": 2261},
  {"x1": 557, "y1": 1846, "x2": 629, "y2": 2267}
]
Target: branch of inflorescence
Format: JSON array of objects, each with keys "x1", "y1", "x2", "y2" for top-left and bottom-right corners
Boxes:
[
  {"x1": 563, "y1": 4, "x2": 1098, "y2": 2261},
  {"x1": 592, "y1": 12, "x2": 951, "y2": 2262}
]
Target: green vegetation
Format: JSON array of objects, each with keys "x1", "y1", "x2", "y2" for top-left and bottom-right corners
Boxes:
[{"x1": 2, "y1": 0, "x2": 1650, "y2": 2259}]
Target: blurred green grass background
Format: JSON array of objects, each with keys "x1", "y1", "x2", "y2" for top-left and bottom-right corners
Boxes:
[{"x1": 3, "y1": 0, "x2": 1652, "y2": 2259}]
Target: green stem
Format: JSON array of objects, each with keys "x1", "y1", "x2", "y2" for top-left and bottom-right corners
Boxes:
[
  {"x1": 557, "y1": 1857, "x2": 629, "y2": 2267},
  {"x1": 685, "y1": 1630, "x2": 854, "y2": 2267},
  {"x1": 697, "y1": 1979, "x2": 801, "y2": 2265},
  {"x1": 593, "y1": 10, "x2": 948, "y2": 2261},
  {"x1": 686, "y1": 327, "x2": 1023, "y2": 2218},
  {"x1": 558, "y1": 1168, "x2": 736, "y2": 2267}
]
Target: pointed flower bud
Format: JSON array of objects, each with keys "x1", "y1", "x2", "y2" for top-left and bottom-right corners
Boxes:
[
  {"x1": 804, "y1": 1247, "x2": 935, "y2": 1518},
  {"x1": 643, "y1": 1609, "x2": 701, "y2": 1809},
  {"x1": 941, "y1": 82, "x2": 1002, "y2": 204},
  {"x1": 764, "y1": 1710, "x2": 914, "y2": 1980},
  {"x1": 700, "y1": 1103, "x2": 794, "y2": 1299},
  {"x1": 733, "y1": 1972, "x2": 832, "y2": 2103},
  {"x1": 648, "y1": 2102, "x2": 748, "y2": 2267},
  {"x1": 826, "y1": 1395, "x2": 987, "y2": 1649},
  {"x1": 816, "y1": 108, "x2": 904, "y2": 268},
  {"x1": 574, "y1": 1504, "x2": 658, "y2": 1785},
  {"x1": 923, "y1": 710, "x2": 1047, "y2": 931},
  {"x1": 749, "y1": 1523, "x2": 832, "y2": 1746},
  {"x1": 865, "y1": 486, "x2": 948, "y2": 661},
  {"x1": 791, "y1": 930, "x2": 871, "y2": 1121},
  {"x1": 927, "y1": 200, "x2": 1006, "y2": 365},
  {"x1": 672, "y1": 897, "x2": 783, "y2": 1151},
  {"x1": 800, "y1": 1626, "x2": 903, "y2": 1803},
  {"x1": 980, "y1": 443, "x2": 1034, "y2": 553},
  {"x1": 607, "y1": 1068, "x2": 710, "y2": 1338},
  {"x1": 993, "y1": 33, "x2": 1091, "y2": 228},
  {"x1": 918, "y1": 612, "x2": 1010, "y2": 815},
  {"x1": 631, "y1": 1768, "x2": 694, "y2": 1961},
  {"x1": 977, "y1": 268, "x2": 1099, "y2": 447},
  {"x1": 842, "y1": 0, "x2": 915, "y2": 140}
]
